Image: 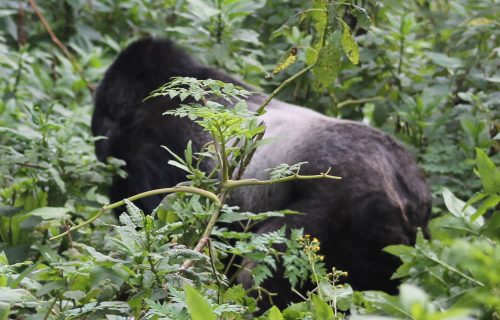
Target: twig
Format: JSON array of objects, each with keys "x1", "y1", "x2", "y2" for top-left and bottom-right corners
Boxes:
[
  {"x1": 50, "y1": 186, "x2": 220, "y2": 240},
  {"x1": 336, "y1": 96, "x2": 383, "y2": 109},
  {"x1": 207, "y1": 238, "x2": 222, "y2": 304},
  {"x1": 17, "y1": 2, "x2": 27, "y2": 46},
  {"x1": 27, "y1": 0, "x2": 94, "y2": 93},
  {"x1": 222, "y1": 170, "x2": 341, "y2": 190},
  {"x1": 180, "y1": 192, "x2": 228, "y2": 270},
  {"x1": 257, "y1": 64, "x2": 315, "y2": 114}
]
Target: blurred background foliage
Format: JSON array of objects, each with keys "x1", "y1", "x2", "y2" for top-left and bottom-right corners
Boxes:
[{"x1": 0, "y1": 0, "x2": 498, "y2": 318}]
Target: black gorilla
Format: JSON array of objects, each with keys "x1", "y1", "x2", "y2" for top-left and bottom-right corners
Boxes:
[{"x1": 92, "y1": 38, "x2": 431, "y2": 307}]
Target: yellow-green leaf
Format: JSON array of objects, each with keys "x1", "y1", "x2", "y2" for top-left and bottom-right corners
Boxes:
[
  {"x1": 184, "y1": 284, "x2": 216, "y2": 320},
  {"x1": 339, "y1": 20, "x2": 359, "y2": 65},
  {"x1": 272, "y1": 48, "x2": 298, "y2": 75},
  {"x1": 468, "y1": 17, "x2": 495, "y2": 26},
  {"x1": 312, "y1": 42, "x2": 341, "y2": 90},
  {"x1": 476, "y1": 148, "x2": 500, "y2": 194},
  {"x1": 268, "y1": 306, "x2": 284, "y2": 320}
]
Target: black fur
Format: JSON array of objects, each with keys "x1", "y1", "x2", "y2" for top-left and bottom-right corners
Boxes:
[{"x1": 92, "y1": 38, "x2": 432, "y2": 309}]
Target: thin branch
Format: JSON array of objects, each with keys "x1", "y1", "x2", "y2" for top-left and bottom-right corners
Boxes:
[
  {"x1": 336, "y1": 96, "x2": 383, "y2": 109},
  {"x1": 17, "y1": 2, "x2": 27, "y2": 46},
  {"x1": 27, "y1": 0, "x2": 94, "y2": 93},
  {"x1": 257, "y1": 64, "x2": 315, "y2": 114},
  {"x1": 397, "y1": 16, "x2": 406, "y2": 76},
  {"x1": 180, "y1": 192, "x2": 228, "y2": 270},
  {"x1": 50, "y1": 186, "x2": 220, "y2": 240},
  {"x1": 222, "y1": 170, "x2": 341, "y2": 190}
]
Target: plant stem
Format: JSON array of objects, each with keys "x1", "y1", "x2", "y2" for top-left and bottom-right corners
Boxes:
[
  {"x1": 50, "y1": 186, "x2": 220, "y2": 240},
  {"x1": 180, "y1": 192, "x2": 228, "y2": 270},
  {"x1": 27, "y1": 0, "x2": 93, "y2": 92},
  {"x1": 257, "y1": 64, "x2": 315, "y2": 114},
  {"x1": 336, "y1": 96, "x2": 383, "y2": 109},
  {"x1": 43, "y1": 294, "x2": 58, "y2": 320},
  {"x1": 417, "y1": 247, "x2": 484, "y2": 287},
  {"x1": 222, "y1": 171, "x2": 341, "y2": 190}
]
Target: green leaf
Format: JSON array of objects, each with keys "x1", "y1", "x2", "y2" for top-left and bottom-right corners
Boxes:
[
  {"x1": 167, "y1": 160, "x2": 191, "y2": 174},
  {"x1": 401, "y1": 14, "x2": 414, "y2": 36},
  {"x1": 268, "y1": 306, "x2": 284, "y2": 320},
  {"x1": 475, "y1": 148, "x2": 500, "y2": 194},
  {"x1": 339, "y1": 20, "x2": 359, "y2": 65},
  {"x1": 427, "y1": 52, "x2": 463, "y2": 69},
  {"x1": 352, "y1": 5, "x2": 371, "y2": 29},
  {"x1": 48, "y1": 166, "x2": 66, "y2": 193},
  {"x1": 442, "y1": 188, "x2": 483, "y2": 225},
  {"x1": 384, "y1": 244, "x2": 414, "y2": 258},
  {"x1": 471, "y1": 194, "x2": 500, "y2": 221},
  {"x1": 184, "y1": 285, "x2": 216, "y2": 320},
  {"x1": 25, "y1": 207, "x2": 70, "y2": 220},
  {"x1": 399, "y1": 284, "x2": 428, "y2": 311},
  {"x1": 312, "y1": 294, "x2": 334, "y2": 320},
  {"x1": 0, "y1": 288, "x2": 33, "y2": 304},
  {"x1": 312, "y1": 43, "x2": 341, "y2": 90},
  {"x1": 124, "y1": 199, "x2": 145, "y2": 227}
]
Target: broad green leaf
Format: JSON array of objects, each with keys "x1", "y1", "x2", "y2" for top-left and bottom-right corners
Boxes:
[
  {"x1": 427, "y1": 52, "x2": 463, "y2": 69},
  {"x1": 0, "y1": 206, "x2": 21, "y2": 218},
  {"x1": 272, "y1": 12, "x2": 303, "y2": 38},
  {"x1": 352, "y1": 5, "x2": 371, "y2": 29},
  {"x1": 475, "y1": 148, "x2": 500, "y2": 194},
  {"x1": 471, "y1": 194, "x2": 500, "y2": 221},
  {"x1": 401, "y1": 14, "x2": 414, "y2": 36},
  {"x1": 184, "y1": 284, "x2": 216, "y2": 320},
  {"x1": 312, "y1": 42, "x2": 341, "y2": 90},
  {"x1": 48, "y1": 166, "x2": 66, "y2": 193},
  {"x1": 384, "y1": 244, "x2": 414, "y2": 258},
  {"x1": 399, "y1": 284, "x2": 428, "y2": 311},
  {"x1": 0, "y1": 288, "x2": 33, "y2": 304},
  {"x1": 442, "y1": 188, "x2": 483, "y2": 225},
  {"x1": 312, "y1": 294, "x2": 334, "y2": 319},
  {"x1": 339, "y1": 20, "x2": 359, "y2": 65},
  {"x1": 268, "y1": 306, "x2": 284, "y2": 320},
  {"x1": 25, "y1": 207, "x2": 70, "y2": 220}
]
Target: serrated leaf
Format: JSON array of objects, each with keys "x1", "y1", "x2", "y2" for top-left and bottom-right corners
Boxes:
[
  {"x1": 476, "y1": 148, "x2": 500, "y2": 194},
  {"x1": 352, "y1": 5, "x2": 371, "y2": 29},
  {"x1": 124, "y1": 199, "x2": 144, "y2": 227},
  {"x1": 268, "y1": 306, "x2": 284, "y2": 320},
  {"x1": 312, "y1": 294, "x2": 334, "y2": 319},
  {"x1": 272, "y1": 48, "x2": 298, "y2": 75},
  {"x1": 340, "y1": 20, "x2": 359, "y2": 64},
  {"x1": 471, "y1": 194, "x2": 500, "y2": 221},
  {"x1": 312, "y1": 43, "x2": 341, "y2": 90},
  {"x1": 48, "y1": 166, "x2": 66, "y2": 193},
  {"x1": 184, "y1": 285, "x2": 216, "y2": 320}
]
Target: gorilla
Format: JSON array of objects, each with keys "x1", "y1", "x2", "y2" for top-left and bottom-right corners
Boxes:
[{"x1": 92, "y1": 37, "x2": 431, "y2": 308}]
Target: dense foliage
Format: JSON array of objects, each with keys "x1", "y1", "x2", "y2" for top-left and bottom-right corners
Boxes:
[{"x1": 0, "y1": 0, "x2": 498, "y2": 319}]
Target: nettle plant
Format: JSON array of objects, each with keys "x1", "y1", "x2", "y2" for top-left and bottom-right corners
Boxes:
[{"x1": 48, "y1": 77, "x2": 348, "y2": 319}]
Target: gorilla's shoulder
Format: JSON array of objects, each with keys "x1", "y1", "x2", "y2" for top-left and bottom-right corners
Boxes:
[{"x1": 102, "y1": 37, "x2": 200, "y2": 79}]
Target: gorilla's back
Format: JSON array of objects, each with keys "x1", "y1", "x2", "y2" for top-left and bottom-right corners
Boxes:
[{"x1": 92, "y1": 38, "x2": 432, "y2": 305}]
